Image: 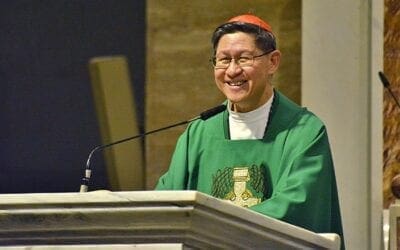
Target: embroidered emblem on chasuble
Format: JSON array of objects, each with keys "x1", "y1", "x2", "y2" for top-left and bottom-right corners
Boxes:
[{"x1": 211, "y1": 165, "x2": 267, "y2": 208}]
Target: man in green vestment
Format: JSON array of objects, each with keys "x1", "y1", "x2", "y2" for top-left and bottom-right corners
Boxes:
[{"x1": 156, "y1": 14, "x2": 344, "y2": 248}]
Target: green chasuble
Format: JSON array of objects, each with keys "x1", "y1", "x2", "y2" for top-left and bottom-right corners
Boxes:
[{"x1": 156, "y1": 90, "x2": 344, "y2": 246}]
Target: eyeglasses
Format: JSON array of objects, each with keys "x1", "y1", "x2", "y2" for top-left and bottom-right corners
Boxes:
[{"x1": 211, "y1": 49, "x2": 275, "y2": 69}]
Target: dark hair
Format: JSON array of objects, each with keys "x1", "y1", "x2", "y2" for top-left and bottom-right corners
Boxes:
[{"x1": 211, "y1": 22, "x2": 276, "y2": 55}]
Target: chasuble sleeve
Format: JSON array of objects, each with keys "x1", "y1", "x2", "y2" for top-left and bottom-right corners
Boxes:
[{"x1": 155, "y1": 130, "x2": 189, "y2": 190}]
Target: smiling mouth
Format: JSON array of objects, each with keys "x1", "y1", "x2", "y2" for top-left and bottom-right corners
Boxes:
[{"x1": 227, "y1": 80, "x2": 247, "y2": 86}]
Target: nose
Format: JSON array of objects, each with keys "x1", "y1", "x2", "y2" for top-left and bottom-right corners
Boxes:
[{"x1": 225, "y1": 59, "x2": 243, "y2": 76}]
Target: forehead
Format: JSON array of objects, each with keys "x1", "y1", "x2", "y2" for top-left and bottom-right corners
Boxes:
[{"x1": 216, "y1": 32, "x2": 257, "y2": 54}]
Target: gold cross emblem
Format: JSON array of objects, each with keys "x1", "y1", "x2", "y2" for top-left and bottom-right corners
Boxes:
[{"x1": 224, "y1": 167, "x2": 261, "y2": 207}]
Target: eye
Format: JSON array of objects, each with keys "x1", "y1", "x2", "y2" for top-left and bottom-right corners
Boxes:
[
  {"x1": 237, "y1": 56, "x2": 251, "y2": 64},
  {"x1": 217, "y1": 57, "x2": 231, "y2": 64}
]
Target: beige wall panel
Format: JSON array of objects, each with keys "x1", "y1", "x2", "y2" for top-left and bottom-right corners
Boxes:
[
  {"x1": 302, "y1": 0, "x2": 384, "y2": 248},
  {"x1": 146, "y1": 0, "x2": 301, "y2": 188}
]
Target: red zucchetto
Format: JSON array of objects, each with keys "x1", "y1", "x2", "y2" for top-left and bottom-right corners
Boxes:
[{"x1": 227, "y1": 14, "x2": 273, "y2": 33}]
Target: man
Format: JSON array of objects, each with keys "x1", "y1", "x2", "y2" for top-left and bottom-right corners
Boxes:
[{"x1": 156, "y1": 14, "x2": 344, "y2": 247}]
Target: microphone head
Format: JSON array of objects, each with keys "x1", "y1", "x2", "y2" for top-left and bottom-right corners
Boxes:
[
  {"x1": 379, "y1": 71, "x2": 390, "y2": 88},
  {"x1": 199, "y1": 104, "x2": 226, "y2": 120}
]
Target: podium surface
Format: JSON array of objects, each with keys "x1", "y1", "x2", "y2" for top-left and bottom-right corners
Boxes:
[{"x1": 0, "y1": 191, "x2": 339, "y2": 249}]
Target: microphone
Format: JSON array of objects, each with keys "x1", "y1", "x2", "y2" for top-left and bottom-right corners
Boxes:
[
  {"x1": 379, "y1": 71, "x2": 400, "y2": 109},
  {"x1": 79, "y1": 104, "x2": 226, "y2": 192}
]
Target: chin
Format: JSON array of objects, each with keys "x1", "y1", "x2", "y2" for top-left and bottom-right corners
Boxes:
[{"x1": 226, "y1": 94, "x2": 247, "y2": 103}]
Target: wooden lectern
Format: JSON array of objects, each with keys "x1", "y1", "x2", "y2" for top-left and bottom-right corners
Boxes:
[{"x1": 0, "y1": 191, "x2": 340, "y2": 249}]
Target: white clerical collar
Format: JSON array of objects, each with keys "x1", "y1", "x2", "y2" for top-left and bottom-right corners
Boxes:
[{"x1": 228, "y1": 92, "x2": 274, "y2": 140}]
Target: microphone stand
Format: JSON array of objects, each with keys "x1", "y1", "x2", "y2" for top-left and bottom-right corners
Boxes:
[
  {"x1": 79, "y1": 104, "x2": 226, "y2": 192},
  {"x1": 79, "y1": 118, "x2": 196, "y2": 193}
]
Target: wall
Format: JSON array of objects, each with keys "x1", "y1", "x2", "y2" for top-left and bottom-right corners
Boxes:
[{"x1": 302, "y1": 0, "x2": 383, "y2": 249}]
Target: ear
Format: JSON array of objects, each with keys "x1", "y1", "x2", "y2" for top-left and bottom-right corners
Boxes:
[{"x1": 267, "y1": 50, "x2": 281, "y2": 74}]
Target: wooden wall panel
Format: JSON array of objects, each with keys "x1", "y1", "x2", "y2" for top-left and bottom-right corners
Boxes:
[{"x1": 383, "y1": 1, "x2": 400, "y2": 208}]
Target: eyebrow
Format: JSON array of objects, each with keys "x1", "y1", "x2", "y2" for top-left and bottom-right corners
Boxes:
[{"x1": 215, "y1": 50, "x2": 257, "y2": 57}]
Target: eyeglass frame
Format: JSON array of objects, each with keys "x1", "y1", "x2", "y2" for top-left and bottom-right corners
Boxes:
[{"x1": 210, "y1": 48, "x2": 275, "y2": 69}]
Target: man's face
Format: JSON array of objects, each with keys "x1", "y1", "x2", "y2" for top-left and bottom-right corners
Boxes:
[{"x1": 214, "y1": 32, "x2": 280, "y2": 112}]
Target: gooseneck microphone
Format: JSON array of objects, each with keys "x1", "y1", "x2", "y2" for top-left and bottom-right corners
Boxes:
[
  {"x1": 379, "y1": 71, "x2": 400, "y2": 109},
  {"x1": 79, "y1": 104, "x2": 226, "y2": 192}
]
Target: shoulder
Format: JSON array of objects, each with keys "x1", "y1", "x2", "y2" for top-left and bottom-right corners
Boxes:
[
  {"x1": 271, "y1": 91, "x2": 332, "y2": 156},
  {"x1": 268, "y1": 90, "x2": 328, "y2": 145},
  {"x1": 273, "y1": 90, "x2": 325, "y2": 129}
]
